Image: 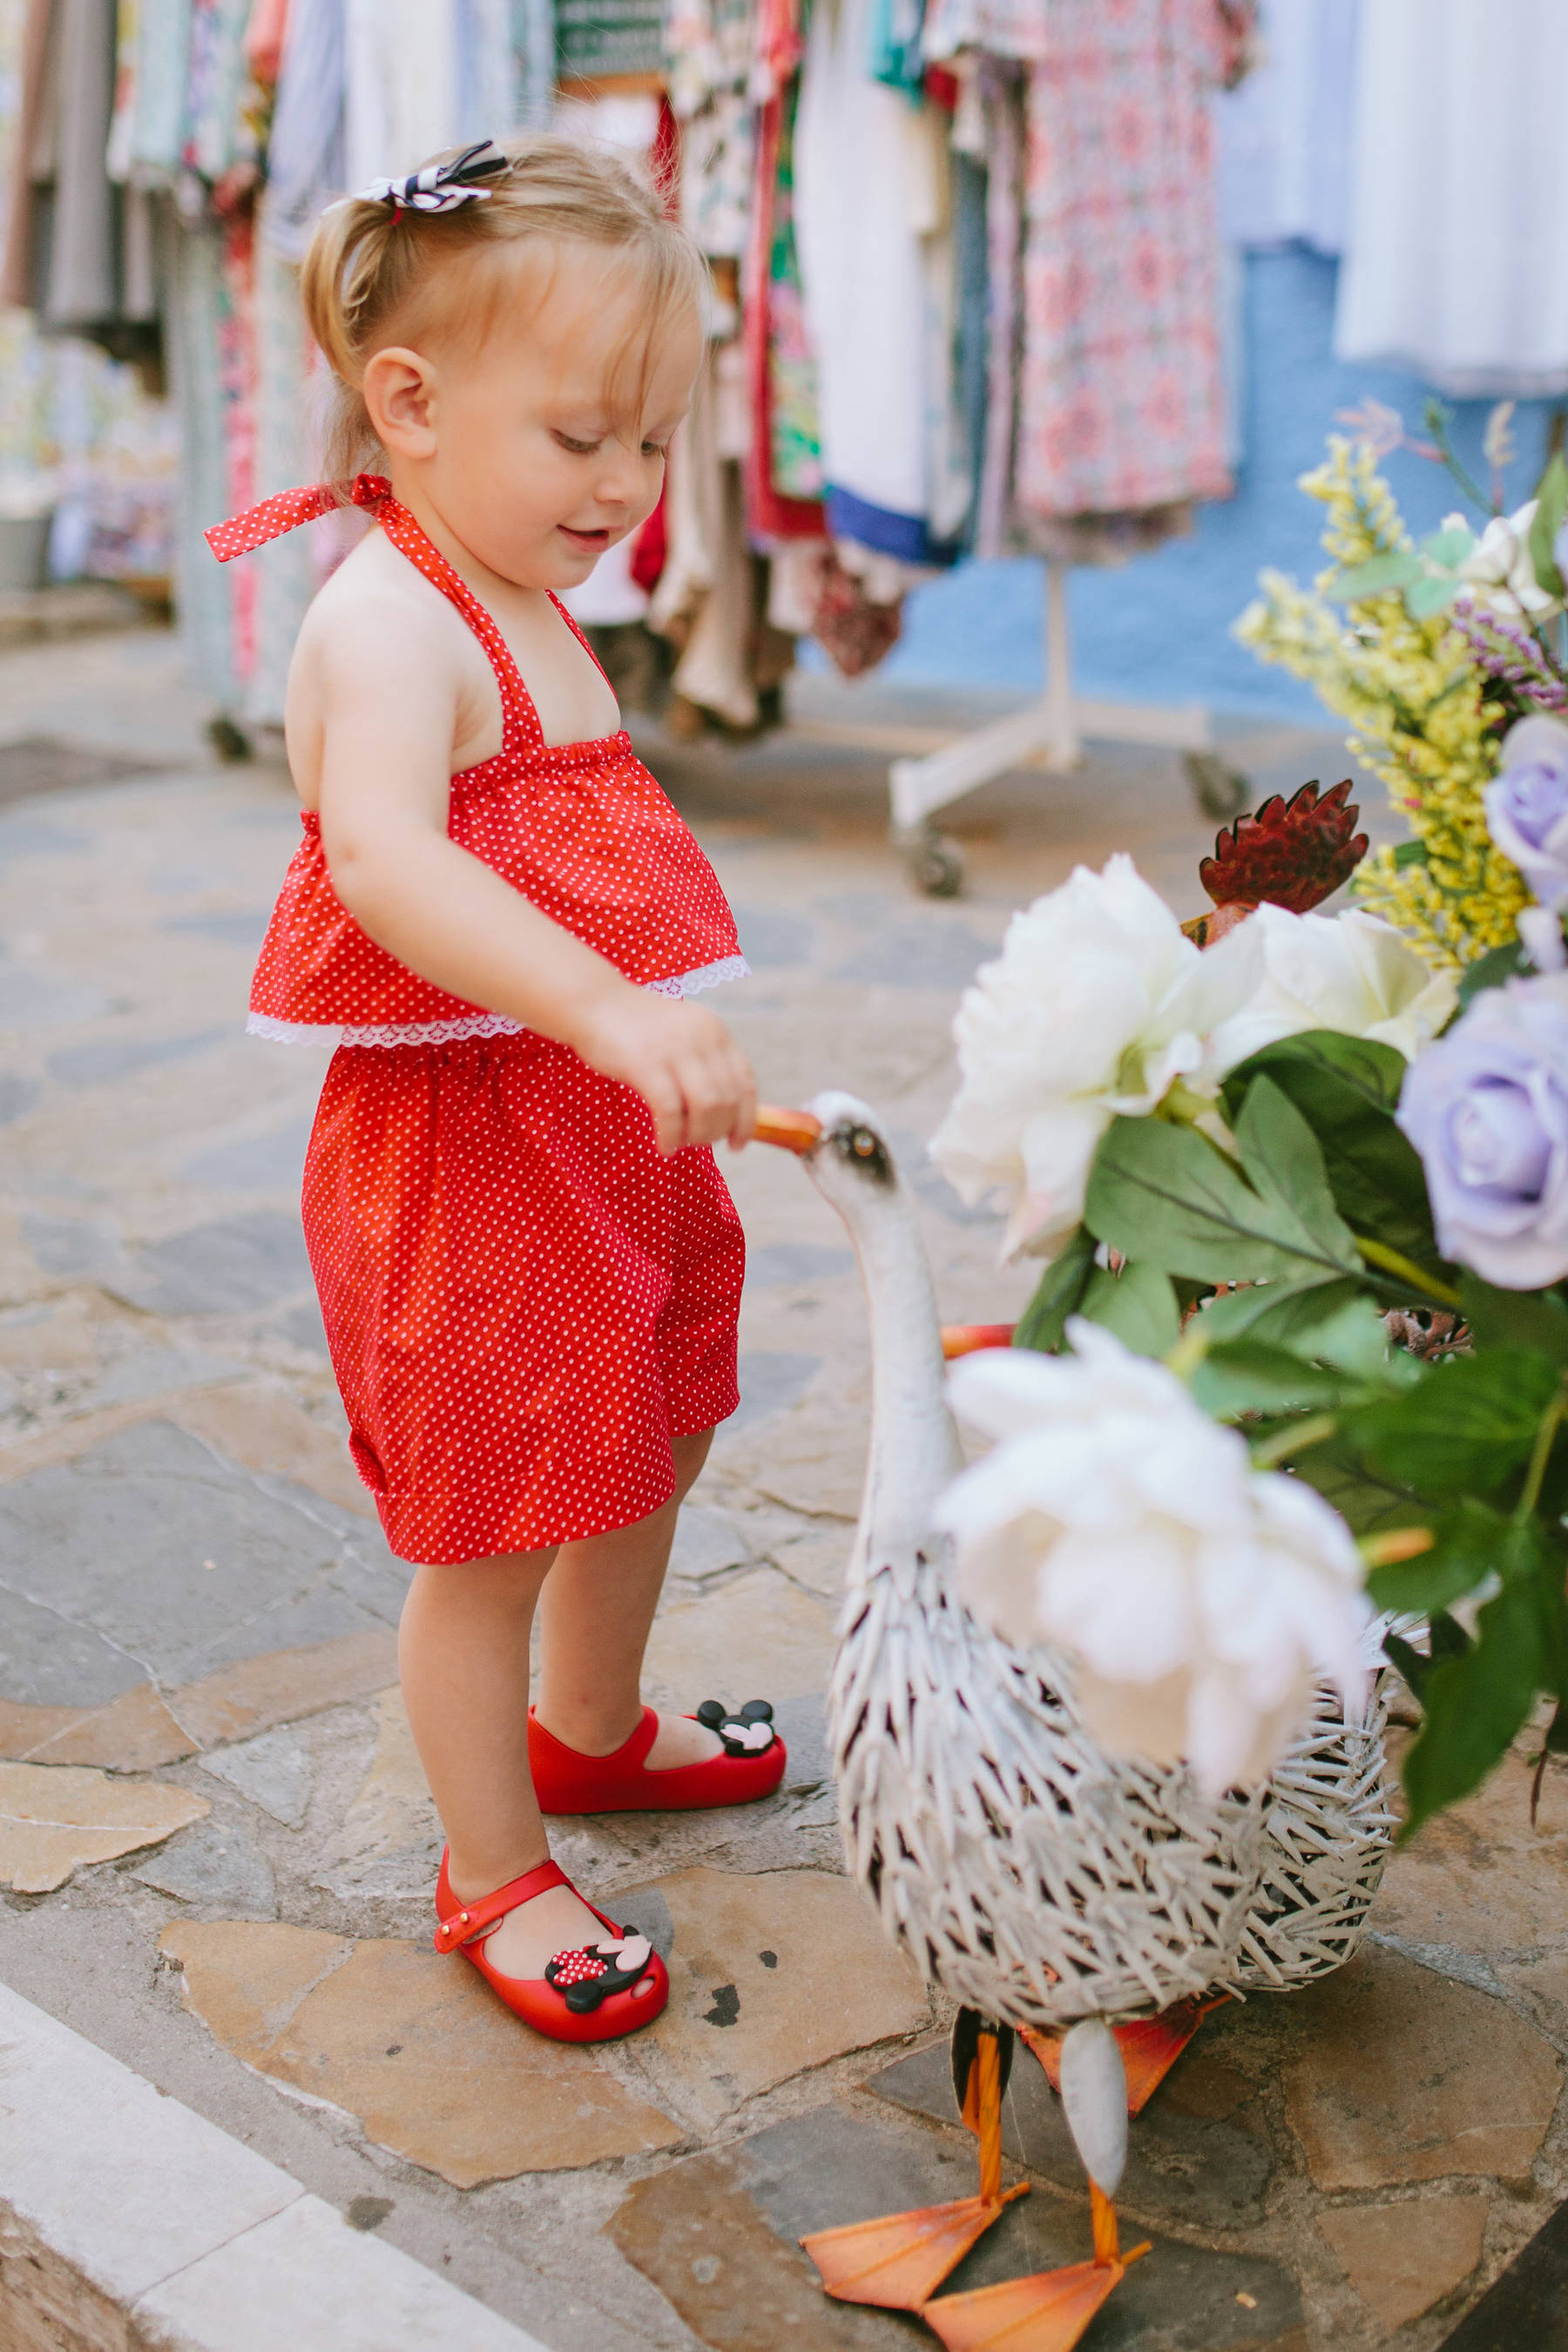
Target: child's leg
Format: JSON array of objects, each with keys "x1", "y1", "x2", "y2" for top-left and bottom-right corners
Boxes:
[
  {"x1": 399, "y1": 1544, "x2": 618, "y2": 1980},
  {"x1": 533, "y1": 1428, "x2": 725, "y2": 1774}
]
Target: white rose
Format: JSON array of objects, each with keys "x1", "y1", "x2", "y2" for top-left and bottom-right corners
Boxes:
[
  {"x1": 1202, "y1": 903, "x2": 1457, "y2": 1080},
  {"x1": 935, "y1": 1325, "x2": 1371, "y2": 1792},
  {"x1": 1458, "y1": 498, "x2": 1556, "y2": 618},
  {"x1": 929, "y1": 855, "x2": 1258, "y2": 1260}
]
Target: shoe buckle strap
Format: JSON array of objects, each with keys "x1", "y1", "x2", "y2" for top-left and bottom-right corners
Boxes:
[{"x1": 434, "y1": 1857, "x2": 571, "y2": 1952}]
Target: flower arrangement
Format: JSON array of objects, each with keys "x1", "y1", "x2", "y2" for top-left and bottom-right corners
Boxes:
[
  {"x1": 930, "y1": 777, "x2": 1568, "y2": 1841},
  {"x1": 1231, "y1": 401, "x2": 1568, "y2": 970}
]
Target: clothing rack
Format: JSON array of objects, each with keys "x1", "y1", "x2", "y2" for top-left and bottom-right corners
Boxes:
[{"x1": 888, "y1": 561, "x2": 1215, "y2": 894}]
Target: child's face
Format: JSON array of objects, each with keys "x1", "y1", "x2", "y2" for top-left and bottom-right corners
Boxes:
[{"x1": 406, "y1": 247, "x2": 701, "y2": 591}]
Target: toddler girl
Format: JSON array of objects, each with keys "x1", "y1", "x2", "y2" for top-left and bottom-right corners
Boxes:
[{"x1": 209, "y1": 136, "x2": 787, "y2": 2044}]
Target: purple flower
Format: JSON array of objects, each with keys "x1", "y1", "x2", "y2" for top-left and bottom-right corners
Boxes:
[
  {"x1": 1396, "y1": 976, "x2": 1568, "y2": 1288},
  {"x1": 1486, "y1": 716, "x2": 1568, "y2": 909}
]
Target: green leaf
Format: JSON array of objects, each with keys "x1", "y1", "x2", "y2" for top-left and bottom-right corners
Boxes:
[
  {"x1": 1198, "y1": 1276, "x2": 1362, "y2": 1348},
  {"x1": 1327, "y1": 551, "x2": 1424, "y2": 602},
  {"x1": 1013, "y1": 1226, "x2": 1095, "y2": 1355},
  {"x1": 1383, "y1": 1610, "x2": 1469, "y2": 1703},
  {"x1": 1220, "y1": 1030, "x2": 1405, "y2": 1124},
  {"x1": 1531, "y1": 449, "x2": 1568, "y2": 599},
  {"x1": 1077, "y1": 1259, "x2": 1180, "y2": 1359},
  {"x1": 1457, "y1": 936, "x2": 1532, "y2": 1009},
  {"x1": 1419, "y1": 524, "x2": 1476, "y2": 568},
  {"x1": 1342, "y1": 1348, "x2": 1563, "y2": 1503},
  {"x1": 1459, "y1": 1273, "x2": 1568, "y2": 1365},
  {"x1": 1190, "y1": 1338, "x2": 1347, "y2": 1421},
  {"x1": 1290, "y1": 1435, "x2": 1431, "y2": 1535},
  {"x1": 1199, "y1": 1283, "x2": 1423, "y2": 1387},
  {"x1": 1085, "y1": 1090, "x2": 1359, "y2": 1294},
  {"x1": 1401, "y1": 1546, "x2": 1550, "y2": 1836},
  {"x1": 1392, "y1": 839, "x2": 1429, "y2": 869},
  {"x1": 1368, "y1": 1497, "x2": 1515, "y2": 1614},
  {"x1": 1220, "y1": 1031, "x2": 1441, "y2": 1274},
  {"x1": 1406, "y1": 574, "x2": 1460, "y2": 618}
]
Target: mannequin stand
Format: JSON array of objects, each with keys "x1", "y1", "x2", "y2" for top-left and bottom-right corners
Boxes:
[{"x1": 889, "y1": 561, "x2": 1214, "y2": 895}]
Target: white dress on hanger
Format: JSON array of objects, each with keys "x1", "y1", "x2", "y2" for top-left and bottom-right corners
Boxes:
[
  {"x1": 1214, "y1": 0, "x2": 1357, "y2": 254},
  {"x1": 1335, "y1": 0, "x2": 1568, "y2": 396},
  {"x1": 794, "y1": 0, "x2": 950, "y2": 560},
  {"x1": 345, "y1": 0, "x2": 461, "y2": 191}
]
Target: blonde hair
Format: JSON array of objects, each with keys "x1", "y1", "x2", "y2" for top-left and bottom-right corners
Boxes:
[{"x1": 300, "y1": 134, "x2": 706, "y2": 486}]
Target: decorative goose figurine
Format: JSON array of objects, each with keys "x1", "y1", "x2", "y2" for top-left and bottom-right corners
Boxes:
[{"x1": 752, "y1": 1095, "x2": 1275, "y2": 2350}]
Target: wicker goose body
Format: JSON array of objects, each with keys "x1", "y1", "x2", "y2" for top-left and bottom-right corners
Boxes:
[{"x1": 758, "y1": 1092, "x2": 1392, "y2": 2349}]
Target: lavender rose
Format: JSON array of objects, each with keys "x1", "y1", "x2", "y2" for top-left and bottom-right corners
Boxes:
[
  {"x1": 1485, "y1": 715, "x2": 1568, "y2": 910},
  {"x1": 1396, "y1": 975, "x2": 1568, "y2": 1288}
]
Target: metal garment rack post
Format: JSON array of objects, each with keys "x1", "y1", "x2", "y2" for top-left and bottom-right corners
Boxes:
[{"x1": 888, "y1": 561, "x2": 1215, "y2": 893}]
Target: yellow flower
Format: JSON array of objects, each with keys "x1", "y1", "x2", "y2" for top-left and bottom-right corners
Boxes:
[{"x1": 1234, "y1": 437, "x2": 1527, "y2": 966}]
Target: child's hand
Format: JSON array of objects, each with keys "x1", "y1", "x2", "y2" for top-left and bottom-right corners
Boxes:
[{"x1": 574, "y1": 987, "x2": 757, "y2": 1153}]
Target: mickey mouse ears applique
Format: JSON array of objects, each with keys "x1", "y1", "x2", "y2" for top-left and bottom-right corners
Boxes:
[{"x1": 356, "y1": 139, "x2": 510, "y2": 216}]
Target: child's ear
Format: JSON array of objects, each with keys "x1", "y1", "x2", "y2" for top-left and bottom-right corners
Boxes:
[{"x1": 363, "y1": 346, "x2": 438, "y2": 462}]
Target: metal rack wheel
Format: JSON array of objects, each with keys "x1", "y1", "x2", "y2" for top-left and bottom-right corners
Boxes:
[{"x1": 900, "y1": 823, "x2": 964, "y2": 897}]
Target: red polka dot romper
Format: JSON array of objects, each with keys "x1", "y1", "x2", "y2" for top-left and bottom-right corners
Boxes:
[{"x1": 208, "y1": 476, "x2": 748, "y2": 1566}]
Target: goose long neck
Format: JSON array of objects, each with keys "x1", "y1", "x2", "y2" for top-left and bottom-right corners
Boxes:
[{"x1": 846, "y1": 1171, "x2": 963, "y2": 1577}]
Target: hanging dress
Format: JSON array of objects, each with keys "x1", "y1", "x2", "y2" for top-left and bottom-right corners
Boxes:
[{"x1": 209, "y1": 475, "x2": 750, "y2": 1565}]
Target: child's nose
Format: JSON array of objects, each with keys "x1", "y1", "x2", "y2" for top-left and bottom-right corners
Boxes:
[{"x1": 592, "y1": 449, "x2": 643, "y2": 508}]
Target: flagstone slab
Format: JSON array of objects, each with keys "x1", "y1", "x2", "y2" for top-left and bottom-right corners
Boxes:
[
  {"x1": 0, "y1": 1680, "x2": 193, "y2": 1767},
  {"x1": 0, "y1": 1629, "x2": 397, "y2": 1773},
  {"x1": 172, "y1": 1382, "x2": 375, "y2": 1517},
  {"x1": 626, "y1": 1868, "x2": 929, "y2": 2129},
  {"x1": 0, "y1": 1299, "x2": 98, "y2": 1369},
  {"x1": 729, "y1": 1396, "x2": 867, "y2": 1523},
  {"x1": 609, "y1": 2105, "x2": 1305, "y2": 2351},
  {"x1": 135, "y1": 1815, "x2": 277, "y2": 1916},
  {"x1": 641, "y1": 1568, "x2": 837, "y2": 1713},
  {"x1": 0, "y1": 1760, "x2": 208, "y2": 1891},
  {"x1": 1318, "y1": 2194, "x2": 1490, "y2": 2332},
  {"x1": 199, "y1": 1724, "x2": 314, "y2": 1827},
  {"x1": 0, "y1": 1417, "x2": 402, "y2": 1692},
  {"x1": 870, "y1": 2025, "x2": 1274, "y2": 2233},
  {"x1": 316, "y1": 1685, "x2": 442, "y2": 1900},
  {"x1": 162, "y1": 1919, "x2": 681, "y2": 2186},
  {"x1": 171, "y1": 1626, "x2": 401, "y2": 1747},
  {"x1": 1377, "y1": 1739, "x2": 1568, "y2": 1958},
  {"x1": 1281, "y1": 1947, "x2": 1561, "y2": 2189}
]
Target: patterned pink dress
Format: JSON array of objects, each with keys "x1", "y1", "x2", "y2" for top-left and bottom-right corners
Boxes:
[{"x1": 209, "y1": 476, "x2": 749, "y2": 1566}]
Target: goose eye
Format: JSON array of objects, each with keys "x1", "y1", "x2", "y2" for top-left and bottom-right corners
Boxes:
[{"x1": 851, "y1": 1128, "x2": 878, "y2": 1158}]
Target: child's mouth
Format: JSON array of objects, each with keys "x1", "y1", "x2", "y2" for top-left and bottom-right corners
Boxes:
[{"x1": 559, "y1": 525, "x2": 611, "y2": 552}]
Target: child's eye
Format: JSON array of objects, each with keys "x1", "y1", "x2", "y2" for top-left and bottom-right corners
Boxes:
[
  {"x1": 555, "y1": 433, "x2": 600, "y2": 456},
  {"x1": 642, "y1": 442, "x2": 669, "y2": 459}
]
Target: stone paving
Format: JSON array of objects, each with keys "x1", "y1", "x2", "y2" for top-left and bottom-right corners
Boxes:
[{"x1": 1, "y1": 623, "x2": 1566, "y2": 2350}]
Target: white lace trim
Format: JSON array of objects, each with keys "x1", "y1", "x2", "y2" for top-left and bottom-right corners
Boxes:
[
  {"x1": 644, "y1": 954, "x2": 751, "y2": 1000},
  {"x1": 246, "y1": 956, "x2": 751, "y2": 1049}
]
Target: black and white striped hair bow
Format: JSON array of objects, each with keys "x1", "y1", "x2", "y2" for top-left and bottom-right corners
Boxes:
[{"x1": 356, "y1": 139, "x2": 510, "y2": 216}]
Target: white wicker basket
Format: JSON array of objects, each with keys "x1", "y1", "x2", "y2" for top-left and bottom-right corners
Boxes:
[
  {"x1": 1234, "y1": 1676, "x2": 1395, "y2": 1990},
  {"x1": 829, "y1": 1543, "x2": 1271, "y2": 2030}
]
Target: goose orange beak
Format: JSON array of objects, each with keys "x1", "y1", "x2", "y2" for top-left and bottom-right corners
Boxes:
[
  {"x1": 753, "y1": 1105, "x2": 823, "y2": 1153},
  {"x1": 942, "y1": 1323, "x2": 1016, "y2": 1359}
]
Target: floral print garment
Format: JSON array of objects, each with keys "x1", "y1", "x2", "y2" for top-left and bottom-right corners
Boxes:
[{"x1": 1012, "y1": 0, "x2": 1234, "y2": 524}]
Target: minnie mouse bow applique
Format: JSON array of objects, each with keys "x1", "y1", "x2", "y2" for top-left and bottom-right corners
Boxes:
[{"x1": 356, "y1": 139, "x2": 509, "y2": 215}]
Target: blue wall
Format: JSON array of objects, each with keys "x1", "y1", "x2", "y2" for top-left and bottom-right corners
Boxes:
[{"x1": 882, "y1": 248, "x2": 1565, "y2": 723}]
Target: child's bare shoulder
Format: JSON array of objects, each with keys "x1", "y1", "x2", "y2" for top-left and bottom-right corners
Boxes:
[{"x1": 294, "y1": 529, "x2": 466, "y2": 700}]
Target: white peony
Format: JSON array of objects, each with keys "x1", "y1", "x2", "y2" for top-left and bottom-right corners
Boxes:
[
  {"x1": 1202, "y1": 903, "x2": 1457, "y2": 1079},
  {"x1": 1457, "y1": 498, "x2": 1556, "y2": 618},
  {"x1": 934, "y1": 1324, "x2": 1371, "y2": 1793},
  {"x1": 929, "y1": 856, "x2": 1256, "y2": 1260}
]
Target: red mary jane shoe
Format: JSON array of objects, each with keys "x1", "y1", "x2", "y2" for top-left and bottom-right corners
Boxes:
[
  {"x1": 528, "y1": 1699, "x2": 787, "y2": 1815},
  {"x1": 434, "y1": 1851, "x2": 668, "y2": 2043}
]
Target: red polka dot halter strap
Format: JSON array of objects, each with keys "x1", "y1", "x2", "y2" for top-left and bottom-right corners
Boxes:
[
  {"x1": 206, "y1": 474, "x2": 612, "y2": 760},
  {"x1": 205, "y1": 472, "x2": 391, "y2": 563}
]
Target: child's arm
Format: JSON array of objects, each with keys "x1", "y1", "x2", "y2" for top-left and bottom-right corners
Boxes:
[{"x1": 309, "y1": 602, "x2": 756, "y2": 1155}]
